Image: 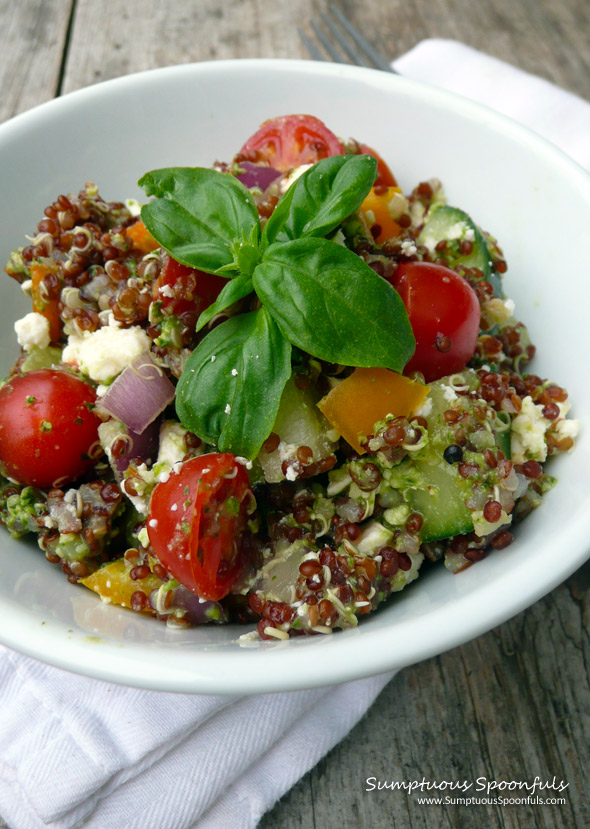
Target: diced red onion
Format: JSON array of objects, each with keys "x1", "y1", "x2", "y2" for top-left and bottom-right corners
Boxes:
[
  {"x1": 100, "y1": 352, "x2": 175, "y2": 434},
  {"x1": 235, "y1": 161, "x2": 281, "y2": 191},
  {"x1": 110, "y1": 419, "x2": 160, "y2": 480},
  {"x1": 149, "y1": 584, "x2": 227, "y2": 625}
]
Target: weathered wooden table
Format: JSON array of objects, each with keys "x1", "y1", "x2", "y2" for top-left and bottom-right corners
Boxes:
[{"x1": 2, "y1": 2, "x2": 589, "y2": 827}]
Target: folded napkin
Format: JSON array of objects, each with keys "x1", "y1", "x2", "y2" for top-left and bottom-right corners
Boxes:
[
  {"x1": 1, "y1": 40, "x2": 589, "y2": 829},
  {"x1": 393, "y1": 39, "x2": 590, "y2": 171},
  {"x1": 0, "y1": 648, "x2": 391, "y2": 829}
]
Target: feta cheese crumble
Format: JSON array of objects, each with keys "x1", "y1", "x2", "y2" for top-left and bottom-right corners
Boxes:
[
  {"x1": 285, "y1": 465, "x2": 298, "y2": 482},
  {"x1": 414, "y1": 395, "x2": 433, "y2": 417},
  {"x1": 62, "y1": 321, "x2": 150, "y2": 384},
  {"x1": 400, "y1": 240, "x2": 418, "y2": 256},
  {"x1": 14, "y1": 312, "x2": 51, "y2": 351},
  {"x1": 511, "y1": 396, "x2": 550, "y2": 463},
  {"x1": 516, "y1": 398, "x2": 573, "y2": 461}
]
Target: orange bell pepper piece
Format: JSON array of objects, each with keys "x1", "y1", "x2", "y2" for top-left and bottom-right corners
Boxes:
[
  {"x1": 359, "y1": 186, "x2": 404, "y2": 244},
  {"x1": 126, "y1": 219, "x2": 160, "y2": 254},
  {"x1": 317, "y1": 367, "x2": 429, "y2": 454},
  {"x1": 30, "y1": 261, "x2": 62, "y2": 343}
]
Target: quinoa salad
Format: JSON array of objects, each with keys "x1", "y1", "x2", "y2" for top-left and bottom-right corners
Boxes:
[{"x1": 0, "y1": 114, "x2": 578, "y2": 641}]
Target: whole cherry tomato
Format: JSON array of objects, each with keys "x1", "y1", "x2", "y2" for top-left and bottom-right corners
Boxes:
[
  {"x1": 391, "y1": 262, "x2": 481, "y2": 382},
  {"x1": 236, "y1": 114, "x2": 343, "y2": 172},
  {"x1": 0, "y1": 369, "x2": 101, "y2": 487},
  {"x1": 147, "y1": 454, "x2": 254, "y2": 601}
]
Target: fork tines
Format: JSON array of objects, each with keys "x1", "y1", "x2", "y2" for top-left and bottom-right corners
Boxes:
[{"x1": 298, "y1": 5, "x2": 396, "y2": 73}]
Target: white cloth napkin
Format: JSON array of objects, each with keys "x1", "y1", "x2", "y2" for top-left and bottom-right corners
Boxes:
[
  {"x1": 1, "y1": 40, "x2": 589, "y2": 829},
  {"x1": 0, "y1": 647, "x2": 391, "y2": 829},
  {"x1": 393, "y1": 39, "x2": 590, "y2": 170}
]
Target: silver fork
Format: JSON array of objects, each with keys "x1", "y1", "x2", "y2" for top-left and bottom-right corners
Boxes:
[{"x1": 298, "y1": 5, "x2": 397, "y2": 74}]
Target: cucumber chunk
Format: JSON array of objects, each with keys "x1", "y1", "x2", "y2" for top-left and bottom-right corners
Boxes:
[
  {"x1": 20, "y1": 345, "x2": 63, "y2": 372},
  {"x1": 400, "y1": 371, "x2": 509, "y2": 542},
  {"x1": 408, "y1": 458, "x2": 473, "y2": 542},
  {"x1": 257, "y1": 375, "x2": 338, "y2": 483},
  {"x1": 418, "y1": 205, "x2": 503, "y2": 296}
]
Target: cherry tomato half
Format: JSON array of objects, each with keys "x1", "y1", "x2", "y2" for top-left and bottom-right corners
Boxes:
[
  {"x1": 391, "y1": 262, "x2": 481, "y2": 382},
  {"x1": 236, "y1": 114, "x2": 343, "y2": 172},
  {"x1": 0, "y1": 369, "x2": 101, "y2": 488},
  {"x1": 357, "y1": 143, "x2": 397, "y2": 187},
  {"x1": 147, "y1": 454, "x2": 254, "y2": 601}
]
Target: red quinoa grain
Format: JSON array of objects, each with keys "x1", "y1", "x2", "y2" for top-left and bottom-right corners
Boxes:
[
  {"x1": 521, "y1": 460, "x2": 543, "y2": 479},
  {"x1": 491, "y1": 530, "x2": 514, "y2": 550},
  {"x1": 130, "y1": 564, "x2": 150, "y2": 581},
  {"x1": 130, "y1": 591, "x2": 148, "y2": 611},
  {"x1": 299, "y1": 559, "x2": 322, "y2": 577},
  {"x1": 483, "y1": 500, "x2": 502, "y2": 523}
]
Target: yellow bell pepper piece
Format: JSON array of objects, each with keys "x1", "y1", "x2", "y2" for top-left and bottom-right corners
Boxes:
[
  {"x1": 359, "y1": 186, "x2": 405, "y2": 244},
  {"x1": 317, "y1": 367, "x2": 429, "y2": 454},
  {"x1": 80, "y1": 558, "x2": 162, "y2": 614}
]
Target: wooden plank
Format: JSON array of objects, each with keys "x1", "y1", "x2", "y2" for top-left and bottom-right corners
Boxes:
[
  {"x1": 15, "y1": 0, "x2": 590, "y2": 103},
  {"x1": 59, "y1": 0, "x2": 590, "y2": 109},
  {"x1": 0, "y1": 0, "x2": 74, "y2": 123},
  {"x1": 261, "y1": 565, "x2": 590, "y2": 829},
  {"x1": 60, "y1": 0, "x2": 320, "y2": 94},
  {"x1": 338, "y1": 0, "x2": 590, "y2": 99}
]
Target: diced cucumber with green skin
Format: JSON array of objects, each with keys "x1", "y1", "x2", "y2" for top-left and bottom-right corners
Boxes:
[
  {"x1": 407, "y1": 459, "x2": 473, "y2": 542},
  {"x1": 397, "y1": 372, "x2": 508, "y2": 542},
  {"x1": 20, "y1": 345, "x2": 63, "y2": 373},
  {"x1": 418, "y1": 205, "x2": 503, "y2": 297},
  {"x1": 257, "y1": 375, "x2": 338, "y2": 483},
  {"x1": 387, "y1": 377, "x2": 474, "y2": 541}
]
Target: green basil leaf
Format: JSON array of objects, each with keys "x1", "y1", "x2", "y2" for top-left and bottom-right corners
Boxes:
[
  {"x1": 195, "y1": 273, "x2": 253, "y2": 332},
  {"x1": 176, "y1": 308, "x2": 292, "y2": 459},
  {"x1": 253, "y1": 238, "x2": 415, "y2": 371},
  {"x1": 139, "y1": 167, "x2": 260, "y2": 274},
  {"x1": 262, "y1": 154, "x2": 377, "y2": 246}
]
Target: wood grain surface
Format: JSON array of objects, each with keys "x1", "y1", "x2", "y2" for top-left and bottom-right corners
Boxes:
[{"x1": 1, "y1": 1, "x2": 588, "y2": 827}]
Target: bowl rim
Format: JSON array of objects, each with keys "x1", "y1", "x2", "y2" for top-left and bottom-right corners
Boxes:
[
  {"x1": 1, "y1": 58, "x2": 589, "y2": 694},
  {"x1": 3, "y1": 57, "x2": 589, "y2": 177}
]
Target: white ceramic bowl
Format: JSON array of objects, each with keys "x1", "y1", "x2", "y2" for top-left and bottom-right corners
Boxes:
[{"x1": 1, "y1": 60, "x2": 589, "y2": 694}]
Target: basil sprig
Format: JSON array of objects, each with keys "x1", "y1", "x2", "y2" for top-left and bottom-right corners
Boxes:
[{"x1": 139, "y1": 155, "x2": 415, "y2": 459}]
